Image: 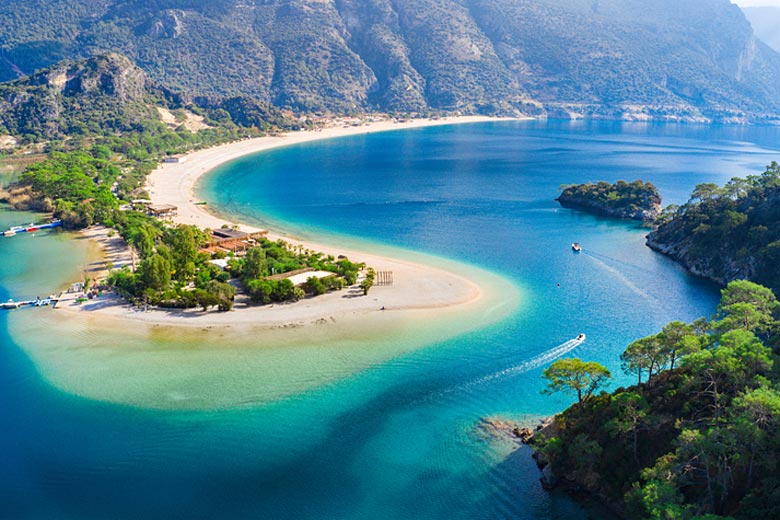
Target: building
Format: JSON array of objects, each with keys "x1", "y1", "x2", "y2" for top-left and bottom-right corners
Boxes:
[
  {"x1": 147, "y1": 204, "x2": 178, "y2": 218},
  {"x1": 163, "y1": 156, "x2": 187, "y2": 163},
  {"x1": 201, "y1": 229, "x2": 269, "y2": 254}
]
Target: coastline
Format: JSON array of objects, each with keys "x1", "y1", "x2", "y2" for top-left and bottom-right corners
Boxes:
[
  {"x1": 4, "y1": 115, "x2": 523, "y2": 409},
  {"x1": 56, "y1": 115, "x2": 520, "y2": 330}
]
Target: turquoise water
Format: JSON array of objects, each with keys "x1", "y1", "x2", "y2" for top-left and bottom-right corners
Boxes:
[{"x1": 3, "y1": 120, "x2": 780, "y2": 518}]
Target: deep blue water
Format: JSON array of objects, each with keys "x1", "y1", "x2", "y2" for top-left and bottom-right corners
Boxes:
[{"x1": 3, "y1": 120, "x2": 780, "y2": 519}]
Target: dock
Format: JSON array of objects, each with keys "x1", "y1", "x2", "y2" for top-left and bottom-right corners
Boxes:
[
  {"x1": 3, "y1": 219, "x2": 62, "y2": 237},
  {"x1": 1, "y1": 296, "x2": 57, "y2": 310}
]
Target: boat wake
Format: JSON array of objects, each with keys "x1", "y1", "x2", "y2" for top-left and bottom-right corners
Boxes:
[
  {"x1": 581, "y1": 250, "x2": 656, "y2": 303},
  {"x1": 415, "y1": 335, "x2": 586, "y2": 405},
  {"x1": 471, "y1": 335, "x2": 586, "y2": 386}
]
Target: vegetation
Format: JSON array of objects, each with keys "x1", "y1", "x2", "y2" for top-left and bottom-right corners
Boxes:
[
  {"x1": 103, "y1": 217, "x2": 367, "y2": 311},
  {"x1": 106, "y1": 219, "x2": 237, "y2": 311},
  {"x1": 543, "y1": 358, "x2": 612, "y2": 412},
  {"x1": 1, "y1": 0, "x2": 780, "y2": 118},
  {"x1": 0, "y1": 53, "x2": 300, "y2": 228},
  {"x1": 648, "y1": 162, "x2": 780, "y2": 293},
  {"x1": 557, "y1": 180, "x2": 662, "y2": 221},
  {"x1": 534, "y1": 280, "x2": 780, "y2": 519},
  {"x1": 229, "y1": 239, "x2": 363, "y2": 305}
]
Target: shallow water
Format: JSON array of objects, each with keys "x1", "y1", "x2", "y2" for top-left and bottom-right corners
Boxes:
[{"x1": 3, "y1": 120, "x2": 780, "y2": 518}]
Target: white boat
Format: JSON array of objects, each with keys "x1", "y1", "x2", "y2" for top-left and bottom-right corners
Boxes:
[
  {"x1": 576, "y1": 333, "x2": 586, "y2": 342},
  {"x1": 2, "y1": 299, "x2": 19, "y2": 309},
  {"x1": 571, "y1": 242, "x2": 582, "y2": 252}
]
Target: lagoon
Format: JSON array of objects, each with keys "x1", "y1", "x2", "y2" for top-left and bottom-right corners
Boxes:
[{"x1": 2, "y1": 120, "x2": 779, "y2": 518}]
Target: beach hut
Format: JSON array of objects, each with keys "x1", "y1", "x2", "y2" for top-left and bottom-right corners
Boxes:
[{"x1": 147, "y1": 204, "x2": 178, "y2": 218}]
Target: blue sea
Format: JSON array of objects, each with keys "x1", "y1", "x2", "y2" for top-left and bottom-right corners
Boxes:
[{"x1": 2, "y1": 120, "x2": 780, "y2": 519}]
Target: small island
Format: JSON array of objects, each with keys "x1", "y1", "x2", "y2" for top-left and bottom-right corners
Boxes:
[{"x1": 556, "y1": 180, "x2": 662, "y2": 221}]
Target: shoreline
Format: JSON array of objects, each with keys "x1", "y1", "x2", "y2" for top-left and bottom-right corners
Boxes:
[{"x1": 57, "y1": 115, "x2": 520, "y2": 330}]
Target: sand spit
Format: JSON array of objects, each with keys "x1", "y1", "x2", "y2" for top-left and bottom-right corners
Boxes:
[{"x1": 57, "y1": 116, "x2": 518, "y2": 330}]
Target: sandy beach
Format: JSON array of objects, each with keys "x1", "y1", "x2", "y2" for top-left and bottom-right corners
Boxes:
[{"x1": 56, "y1": 115, "x2": 516, "y2": 330}]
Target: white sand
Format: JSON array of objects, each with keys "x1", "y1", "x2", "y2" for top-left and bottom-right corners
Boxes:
[{"x1": 58, "y1": 116, "x2": 518, "y2": 329}]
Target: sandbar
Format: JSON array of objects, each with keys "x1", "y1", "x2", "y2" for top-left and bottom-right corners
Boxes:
[{"x1": 56, "y1": 115, "x2": 519, "y2": 330}]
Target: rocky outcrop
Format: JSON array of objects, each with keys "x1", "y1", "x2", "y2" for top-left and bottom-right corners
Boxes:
[
  {"x1": 0, "y1": 53, "x2": 158, "y2": 139},
  {"x1": 645, "y1": 231, "x2": 739, "y2": 286},
  {"x1": 556, "y1": 180, "x2": 662, "y2": 221}
]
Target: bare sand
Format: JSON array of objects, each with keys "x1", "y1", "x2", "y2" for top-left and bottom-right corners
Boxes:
[{"x1": 57, "y1": 116, "x2": 517, "y2": 330}]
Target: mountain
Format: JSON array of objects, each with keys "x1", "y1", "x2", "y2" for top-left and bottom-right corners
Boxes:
[
  {"x1": 2, "y1": 0, "x2": 780, "y2": 120},
  {"x1": 0, "y1": 53, "x2": 295, "y2": 140},
  {"x1": 742, "y1": 6, "x2": 780, "y2": 53}
]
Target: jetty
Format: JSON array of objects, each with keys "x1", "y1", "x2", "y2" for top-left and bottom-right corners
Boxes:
[
  {"x1": 3, "y1": 219, "x2": 62, "y2": 237},
  {"x1": 2, "y1": 296, "x2": 56, "y2": 310}
]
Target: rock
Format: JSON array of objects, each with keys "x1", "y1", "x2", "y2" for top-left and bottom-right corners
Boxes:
[
  {"x1": 513, "y1": 426, "x2": 535, "y2": 444},
  {"x1": 540, "y1": 464, "x2": 559, "y2": 490}
]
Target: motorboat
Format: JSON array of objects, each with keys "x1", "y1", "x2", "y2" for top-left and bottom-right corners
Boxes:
[
  {"x1": 571, "y1": 242, "x2": 582, "y2": 252},
  {"x1": 575, "y1": 333, "x2": 586, "y2": 342}
]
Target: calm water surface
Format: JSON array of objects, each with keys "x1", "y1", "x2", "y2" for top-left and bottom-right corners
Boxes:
[{"x1": 3, "y1": 120, "x2": 780, "y2": 519}]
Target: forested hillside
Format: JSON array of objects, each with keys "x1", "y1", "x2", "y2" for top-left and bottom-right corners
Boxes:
[
  {"x1": 0, "y1": 53, "x2": 296, "y2": 141},
  {"x1": 535, "y1": 280, "x2": 780, "y2": 519},
  {"x1": 647, "y1": 163, "x2": 780, "y2": 293},
  {"x1": 1, "y1": 0, "x2": 779, "y2": 120}
]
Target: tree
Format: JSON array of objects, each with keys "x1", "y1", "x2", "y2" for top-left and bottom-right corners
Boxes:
[
  {"x1": 606, "y1": 391, "x2": 649, "y2": 465},
  {"x1": 658, "y1": 321, "x2": 699, "y2": 372},
  {"x1": 306, "y1": 276, "x2": 326, "y2": 295},
  {"x1": 360, "y1": 268, "x2": 375, "y2": 295},
  {"x1": 138, "y1": 254, "x2": 171, "y2": 292},
  {"x1": 542, "y1": 358, "x2": 612, "y2": 412},
  {"x1": 204, "y1": 280, "x2": 236, "y2": 311},
  {"x1": 732, "y1": 386, "x2": 780, "y2": 488},
  {"x1": 621, "y1": 335, "x2": 668, "y2": 384},
  {"x1": 243, "y1": 246, "x2": 267, "y2": 280},
  {"x1": 715, "y1": 280, "x2": 778, "y2": 337},
  {"x1": 167, "y1": 225, "x2": 199, "y2": 280}
]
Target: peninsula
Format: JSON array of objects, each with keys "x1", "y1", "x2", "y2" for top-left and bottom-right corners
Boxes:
[{"x1": 52, "y1": 116, "x2": 515, "y2": 330}]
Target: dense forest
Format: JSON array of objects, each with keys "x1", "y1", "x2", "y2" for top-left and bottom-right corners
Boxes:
[
  {"x1": 647, "y1": 163, "x2": 780, "y2": 293},
  {"x1": 557, "y1": 180, "x2": 662, "y2": 221},
  {"x1": 1, "y1": 0, "x2": 779, "y2": 120},
  {"x1": 536, "y1": 280, "x2": 780, "y2": 519}
]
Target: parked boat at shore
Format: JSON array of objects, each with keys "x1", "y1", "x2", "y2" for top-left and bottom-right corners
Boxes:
[{"x1": 3, "y1": 219, "x2": 61, "y2": 238}]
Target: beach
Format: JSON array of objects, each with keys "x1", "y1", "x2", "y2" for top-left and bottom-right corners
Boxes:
[{"x1": 56, "y1": 115, "x2": 516, "y2": 330}]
